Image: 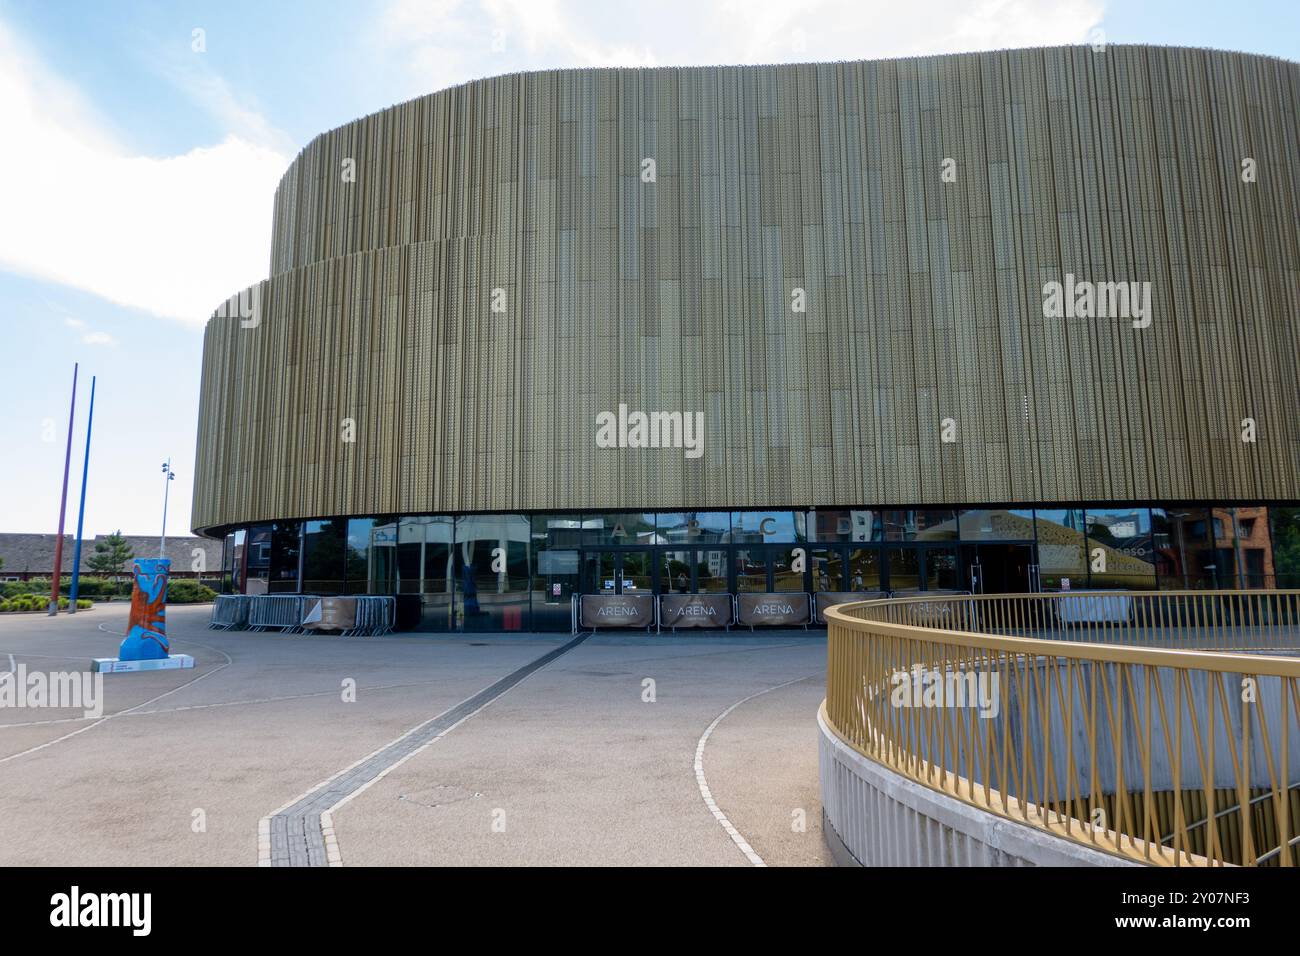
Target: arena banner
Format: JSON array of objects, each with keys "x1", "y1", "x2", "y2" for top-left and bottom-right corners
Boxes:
[
  {"x1": 580, "y1": 593, "x2": 656, "y2": 629},
  {"x1": 736, "y1": 592, "x2": 810, "y2": 627},
  {"x1": 814, "y1": 591, "x2": 888, "y2": 624},
  {"x1": 659, "y1": 593, "x2": 733, "y2": 629}
]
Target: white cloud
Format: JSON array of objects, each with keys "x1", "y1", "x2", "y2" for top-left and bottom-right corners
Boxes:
[
  {"x1": 377, "y1": 0, "x2": 1106, "y2": 93},
  {"x1": 63, "y1": 317, "x2": 117, "y2": 347},
  {"x1": 707, "y1": 0, "x2": 1106, "y2": 63},
  {"x1": 374, "y1": 0, "x2": 660, "y2": 95},
  {"x1": 0, "y1": 19, "x2": 292, "y2": 326}
]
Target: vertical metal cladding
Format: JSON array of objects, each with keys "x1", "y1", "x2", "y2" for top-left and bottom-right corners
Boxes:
[{"x1": 192, "y1": 45, "x2": 1300, "y2": 535}]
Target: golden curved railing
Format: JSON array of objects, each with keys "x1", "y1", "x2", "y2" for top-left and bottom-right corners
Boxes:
[{"x1": 823, "y1": 590, "x2": 1300, "y2": 866}]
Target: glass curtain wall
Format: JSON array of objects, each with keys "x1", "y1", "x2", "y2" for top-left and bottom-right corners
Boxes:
[
  {"x1": 456, "y1": 515, "x2": 531, "y2": 631},
  {"x1": 302, "y1": 519, "x2": 347, "y2": 594},
  {"x1": 344, "y1": 517, "x2": 397, "y2": 595},
  {"x1": 217, "y1": 503, "x2": 1290, "y2": 628},
  {"x1": 531, "y1": 515, "x2": 582, "y2": 630},
  {"x1": 397, "y1": 517, "x2": 454, "y2": 631}
]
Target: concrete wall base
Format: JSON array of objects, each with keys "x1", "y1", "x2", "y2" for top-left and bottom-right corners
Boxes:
[{"x1": 818, "y1": 705, "x2": 1139, "y2": 867}]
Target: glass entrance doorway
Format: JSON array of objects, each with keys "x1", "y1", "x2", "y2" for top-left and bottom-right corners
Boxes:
[
  {"x1": 960, "y1": 543, "x2": 1037, "y2": 593},
  {"x1": 659, "y1": 548, "x2": 729, "y2": 593},
  {"x1": 583, "y1": 549, "x2": 654, "y2": 594}
]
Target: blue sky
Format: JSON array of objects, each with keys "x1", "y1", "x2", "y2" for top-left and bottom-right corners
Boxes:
[{"x1": 1, "y1": 0, "x2": 1297, "y2": 539}]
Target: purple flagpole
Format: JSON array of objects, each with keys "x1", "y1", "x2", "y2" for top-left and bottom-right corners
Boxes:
[{"x1": 48, "y1": 363, "x2": 78, "y2": 615}]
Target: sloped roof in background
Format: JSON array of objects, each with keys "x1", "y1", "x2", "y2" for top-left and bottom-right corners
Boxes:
[{"x1": 0, "y1": 534, "x2": 222, "y2": 574}]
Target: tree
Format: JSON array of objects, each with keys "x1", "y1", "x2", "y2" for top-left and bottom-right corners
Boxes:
[
  {"x1": 1270, "y1": 509, "x2": 1300, "y2": 588},
  {"x1": 86, "y1": 531, "x2": 134, "y2": 586}
]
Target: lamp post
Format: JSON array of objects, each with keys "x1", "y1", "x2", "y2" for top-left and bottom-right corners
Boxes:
[{"x1": 159, "y1": 459, "x2": 176, "y2": 559}]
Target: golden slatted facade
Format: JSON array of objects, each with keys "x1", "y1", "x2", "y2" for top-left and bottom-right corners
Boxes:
[{"x1": 192, "y1": 45, "x2": 1300, "y2": 535}]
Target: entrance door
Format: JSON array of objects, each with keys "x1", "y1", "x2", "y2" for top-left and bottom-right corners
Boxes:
[
  {"x1": 619, "y1": 549, "x2": 653, "y2": 594},
  {"x1": 960, "y1": 543, "x2": 1035, "y2": 594},
  {"x1": 584, "y1": 551, "x2": 617, "y2": 594},
  {"x1": 583, "y1": 549, "x2": 654, "y2": 594}
]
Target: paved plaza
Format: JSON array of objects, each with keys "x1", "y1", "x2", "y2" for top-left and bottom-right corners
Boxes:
[{"x1": 0, "y1": 604, "x2": 831, "y2": 866}]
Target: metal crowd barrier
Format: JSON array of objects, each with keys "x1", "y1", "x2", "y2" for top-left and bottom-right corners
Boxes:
[
  {"x1": 735, "y1": 592, "x2": 812, "y2": 630},
  {"x1": 574, "y1": 593, "x2": 657, "y2": 632},
  {"x1": 657, "y1": 593, "x2": 734, "y2": 631},
  {"x1": 208, "y1": 594, "x2": 252, "y2": 630},
  {"x1": 343, "y1": 596, "x2": 396, "y2": 637},
  {"x1": 247, "y1": 594, "x2": 312, "y2": 632}
]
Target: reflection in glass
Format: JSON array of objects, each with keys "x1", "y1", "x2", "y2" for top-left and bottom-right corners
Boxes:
[
  {"x1": 730, "y1": 511, "x2": 806, "y2": 543},
  {"x1": 660, "y1": 551, "x2": 683, "y2": 593},
  {"x1": 656, "y1": 512, "x2": 731, "y2": 543},
  {"x1": 244, "y1": 525, "x2": 270, "y2": 594},
  {"x1": 697, "y1": 550, "x2": 727, "y2": 591},
  {"x1": 735, "y1": 549, "x2": 767, "y2": 591},
  {"x1": 848, "y1": 548, "x2": 883, "y2": 590},
  {"x1": 582, "y1": 513, "x2": 657, "y2": 545},
  {"x1": 808, "y1": 510, "x2": 879, "y2": 542},
  {"x1": 1232, "y1": 507, "x2": 1274, "y2": 589},
  {"x1": 1034, "y1": 509, "x2": 1086, "y2": 591},
  {"x1": 221, "y1": 531, "x2": 237, "y2": 594},
  {"x1": 926, "y1": 548, "x2": 960, "y2": 590},
  {"x1": 957, "y1": 509, "x2": 1034, "y2": 541},
  {"x1": 345, "y1": 517, "x2": 396, "y2": 594},
  {"x1": 397, "y1": 517, "x2": 453, "y2": 630},
  {"x1": 456, "y1": 515, "x2": 531, "y2": 631},
  {"x1": 229, "y1": 529, "x2": 246, "y2": 593},
  {"x1": 880, "y1": 510, "x2": 957, "y2": 541},
  {"x1": 532, "y1": 514, "x2": 584, "y2": 548},
  {"x1": 886, "y1": 548, "x2": 920, "y2": 590},
  {"x1": 529, "y1": 515, "x2": 581, "y2": 629},
  {"x1": 1086, "y1": 508, "x2": 1155, "y2": 589},
  {"x1": 585, "y1": 551, "x2": 617, "y2": 594},
  {"x1": 268, "y1": 521, "x2": 301, "y2": 593},
  {"x1": 620, "y1": 550, "x2": 653, "y2": 593},
  {"x1": 397, "y1": 517, "x2": 453, "y2": 592},
  {"x1": 771, "y1": 546, "x2": 806, "y2": 591},
  {"x1": 302, "y1": 519, "x2": 346, "y2": 594},
  {"x1": 811, "y1": 548, "x2": 843, "y2": 591}
]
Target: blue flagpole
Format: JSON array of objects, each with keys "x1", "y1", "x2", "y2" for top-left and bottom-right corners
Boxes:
[{"x1": 68, "y1": 376, "x2": 96, "y2": 614}]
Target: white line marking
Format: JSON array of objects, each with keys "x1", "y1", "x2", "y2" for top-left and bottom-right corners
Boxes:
[
  {"x1": 694, "y1": 673, "x2": 820, "y2": 867},
  {"x1": 0, "y1": 677, "x2": 453, "y2": 728}
]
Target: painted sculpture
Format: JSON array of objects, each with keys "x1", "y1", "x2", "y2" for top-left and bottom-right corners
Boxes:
[{"x1": 120, "y1": 559, "x2": 170, "y2": 661}]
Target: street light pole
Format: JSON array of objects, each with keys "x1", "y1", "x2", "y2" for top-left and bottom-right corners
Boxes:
[{"x1": 159, "y1": 459, "x2": 175, "y2": 559}]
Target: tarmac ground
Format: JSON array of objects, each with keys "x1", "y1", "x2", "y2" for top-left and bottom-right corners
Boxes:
[{"x1": 0, "y1": 603, "x2": 831, "y2": 866}]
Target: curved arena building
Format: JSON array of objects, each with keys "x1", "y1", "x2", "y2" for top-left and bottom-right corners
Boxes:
[{"x1": 194, "y1": 44, "x2": 1300, "y2": 631}]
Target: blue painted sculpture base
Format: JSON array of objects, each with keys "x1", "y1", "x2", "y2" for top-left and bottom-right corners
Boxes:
[
  {"x1": 120, "y1": 558, "x2": 170, "y2": 661},
  {"x1": 119, "y1": 626, "x2": 169, "y2": 661}
]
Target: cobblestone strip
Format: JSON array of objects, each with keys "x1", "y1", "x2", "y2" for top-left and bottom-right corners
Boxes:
[{"x1": 260, "y1": 632, "x2": 590, "y2": 866}]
